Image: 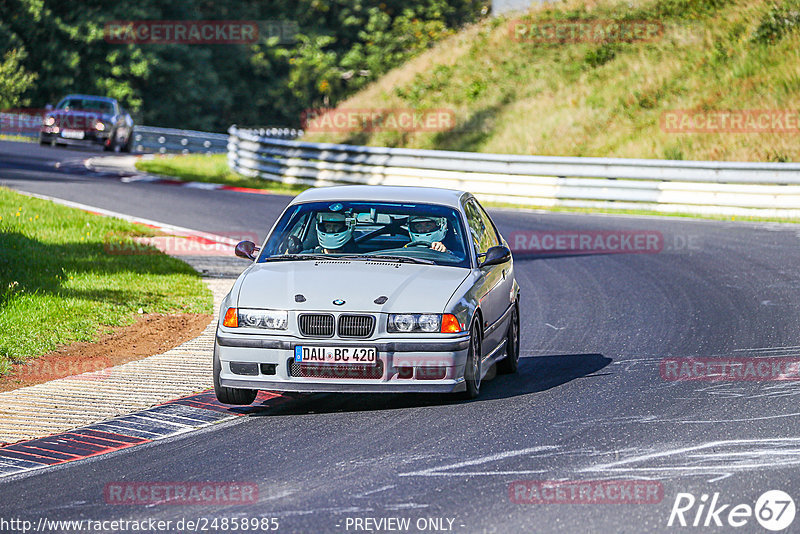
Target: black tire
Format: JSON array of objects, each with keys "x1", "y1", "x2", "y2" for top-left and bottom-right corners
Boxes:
[
  {"x1": 213, "y1": 343, "x2": 258, "y2": 405},
  {"x1": 463, "y1": 322, "x2": 482, "y2": 399},
  {"x1": 497, "y1": 305, "x2": 520, "y2": 374},
  {"x1": 121, "y1": 132, "x2": 133, "y2": 152}
]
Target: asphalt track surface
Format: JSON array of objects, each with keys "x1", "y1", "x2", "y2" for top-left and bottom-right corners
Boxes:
[{"x1": 2, "y1": 140, "x2": 800, "y2": 533}]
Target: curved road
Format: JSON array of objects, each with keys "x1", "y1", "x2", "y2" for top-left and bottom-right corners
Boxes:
[{"x1": 1, "y1": 140, "x2": 800, "y2": 533}]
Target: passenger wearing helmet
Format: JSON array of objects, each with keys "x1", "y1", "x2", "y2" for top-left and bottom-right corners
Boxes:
[
  {"x1": 407, "y1": 216, "x2": 448, "y2": 252},
  {"x1": 315, "y1": 212, "x2": 357, "y2": 253}
]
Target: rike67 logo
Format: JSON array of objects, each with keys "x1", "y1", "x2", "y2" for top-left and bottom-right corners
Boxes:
[{"x1": 668, "y1": 490, "x2": 795, "y2": 531}]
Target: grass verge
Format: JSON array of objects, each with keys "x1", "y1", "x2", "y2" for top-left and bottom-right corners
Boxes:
[
  {"x1": 135, "y1": 154, "x2": 310, "y2": 196},
  {"x1": 0, "y1": 187, "x2": 213, "y2": 376},
  {"x1": 305, "y1": 0, "x2": 800, "y2": 163},
  {"x1": 484, "y1": 201, "x2": 800, "y2": 224},
  {"x1": 0, "y1": 135, "x2": 35, "y2": 143}
]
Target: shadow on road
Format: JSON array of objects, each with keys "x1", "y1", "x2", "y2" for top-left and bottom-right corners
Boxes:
[{"x1": 247, "y1": 353, "x2": 612, "y2": 417}]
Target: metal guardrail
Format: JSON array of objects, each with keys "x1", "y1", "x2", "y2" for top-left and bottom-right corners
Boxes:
[
  {"x1": 227, "y1": 125, "x2": 800, "y2": 217},
  {"x1": 132, "y1": 126, "x2": 302, "y2": 154},
  {"x1": 133, "y1": 126, "x2": 228, "y2": 154}
]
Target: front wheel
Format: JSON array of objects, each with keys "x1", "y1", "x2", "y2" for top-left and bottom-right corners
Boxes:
[
  {"x1": 121, "y1": 133, "x2": 133, "y2": 152},
  {"x1": 463, "y1": 323, "x2": 482, "y2": 399},
  {"x1": 497, "y1": 306, "x2": 520, "y2": 374},
  {"x1": 213, "y1": 342, "x2": 257, "y2": 405}
]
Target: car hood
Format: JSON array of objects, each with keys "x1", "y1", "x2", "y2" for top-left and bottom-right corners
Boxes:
[{"x1": 236, "y1": 260, "x2": 469, "y2": 313}]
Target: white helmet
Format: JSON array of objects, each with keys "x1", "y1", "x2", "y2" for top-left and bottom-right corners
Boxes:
[
  {"x1": 408, "y1": 216, "x2": 447, "y2": 244},
  {"x1": 316, "y1": 212, "x2": 354, "y2": 250}
]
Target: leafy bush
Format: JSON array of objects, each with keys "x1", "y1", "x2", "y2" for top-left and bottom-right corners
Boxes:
[{"x1": 751, "y1": 1, "x2": 800, "y2": 44}]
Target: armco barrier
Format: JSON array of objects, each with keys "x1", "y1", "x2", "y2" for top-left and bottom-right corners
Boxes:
[
  {"x1": 135, "y1": 125, "x2": 302, "y2": 154},
  {"x1": 227, "y1": 125, "x2": 800, "y2": 217}
]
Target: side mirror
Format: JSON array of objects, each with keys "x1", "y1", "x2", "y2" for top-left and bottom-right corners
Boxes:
[
  {"x1": 235, "y1": 240, "x2": 259, "y2": 260},
  {"x1": 479, "y1": 245, "x2": 511, "y2": 268},
  {"x1": 45, "y1": 104, "x2": 53, "y2": 111}
]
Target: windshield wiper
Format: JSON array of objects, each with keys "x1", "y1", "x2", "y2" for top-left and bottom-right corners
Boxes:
[
  {"x1": 262, "y1": 254, "x2": 329, "y2": 262},
  {"x1": 263, "y1": 254, "x2": 434, "y2": 265},
  {"x1": 362, "y1": 254, "x2": 435, "y2": 265}
]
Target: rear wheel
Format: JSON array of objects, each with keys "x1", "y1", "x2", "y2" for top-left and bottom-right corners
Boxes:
[
  {"x1": 497, "y1": 306, "x2": 520, "y2": 374},
  {"x1": 463, "y1": 323, "x2": 482, "y2": 399},
  {"x1": 213, "y1": 342, "x2": 257, "y2": 405}
]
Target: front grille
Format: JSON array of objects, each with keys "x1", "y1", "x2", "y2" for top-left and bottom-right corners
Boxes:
[
  {"x1": 338, "y1": 315, "x2": 375, "y2": 338},
  {"x1": 298, "y1": 314, "x2": 335, "y2": 337},
  {"x1": 290, "y1": 360, "x2": 384, "y2": 380}
]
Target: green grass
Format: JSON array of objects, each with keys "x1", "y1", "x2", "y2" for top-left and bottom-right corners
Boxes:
[
  {"x1": 135, "y1": 154, "x2": 310, "y2": 196},
  {"x1": 0, "y1": 188, "x2": 212, "y2": 376},
  {"x1": 0, "y1": 134, "x2": 35, "y2": 143},
  {"x1": 483, "y1": 201, "x2": 800, "y2": 224},
  {"x1": 304, "y1": 0, "x2": 800, "y2": 162}
]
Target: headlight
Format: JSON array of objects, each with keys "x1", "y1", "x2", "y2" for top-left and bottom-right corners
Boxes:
[
  {"x1": 95, "y1": 121, "x2": 106, "y2": 131},
  {"x1": 388, "y1": 314, "x2": 416, "y2": 332},
  {"x1": 387, "y1": 313, "x2": 462, "y2": 333},
  {"x1": 223, "y1": 308, "x2": 287, "y2": 330},
  {"x1": 417, "y1": 314, "x2": 441, "y2": 332},
  {"x1": 44, "y1": 116, "x2": 55, "y2": 126}
]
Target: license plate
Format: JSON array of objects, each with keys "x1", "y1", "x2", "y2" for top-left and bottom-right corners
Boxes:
[
  {"x1": 294, "y1": 346, "x2": 377, "y2": 365},
  {"x1": 61, "y1": 129, "x2": 84, "y2": 139}
]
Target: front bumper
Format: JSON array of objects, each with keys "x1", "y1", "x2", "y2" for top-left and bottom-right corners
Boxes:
[
  {"x1": 216, "y1": 333, "x2": 470, "y2": 393},
  {"x1": 40, "y1": 129, "x2": 110, "y2": 147}
]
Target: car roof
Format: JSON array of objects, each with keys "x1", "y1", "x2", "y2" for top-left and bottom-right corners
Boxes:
[
  {"x1": 290, "y1": 185, "x2": 469, "y2": 209},
  {"x1": 60, "y1": 94, "x2": 117, "y2": 103}
]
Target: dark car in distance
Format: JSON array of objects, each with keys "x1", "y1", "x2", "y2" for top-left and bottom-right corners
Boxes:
[{"x1": 39, "y1": 94, "x2": 134, "y2": 152}]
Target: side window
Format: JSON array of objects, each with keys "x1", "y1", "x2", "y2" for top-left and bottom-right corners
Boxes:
[
  {"x1": 464, "y1": 200, "x2": 493, "y2": 255},
  {"x1": 475, "y1": 201, "x2": 501, "y2": 248}
]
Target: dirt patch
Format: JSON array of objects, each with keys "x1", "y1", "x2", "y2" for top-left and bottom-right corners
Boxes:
[{"x1": 0, "y1": 313, "x2": 212, "y2": 392}]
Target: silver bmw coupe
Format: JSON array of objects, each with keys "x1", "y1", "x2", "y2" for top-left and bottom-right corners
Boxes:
[{"x1": 214, "y1": 185, "x2": 520, "y2": 403}]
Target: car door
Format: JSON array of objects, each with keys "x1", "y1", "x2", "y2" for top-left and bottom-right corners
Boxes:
[
  {"x1": 475, "y1": 200, "x2": 515, "y2": 344},
  {"x1": 464, "y1": 198, "x2": 506, "y2": 355}
]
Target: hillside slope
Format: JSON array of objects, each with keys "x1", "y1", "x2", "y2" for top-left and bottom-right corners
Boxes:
[{"x1": 305, "y1": 0, "x2": 800, "y2": 162}]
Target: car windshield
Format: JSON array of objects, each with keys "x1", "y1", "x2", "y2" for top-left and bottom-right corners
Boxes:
[
  {"x1": 259, "y1": 200, "x2": 471, "y2": 268},
  {"x1": 56, "y1": 98, "x2": 114, "y2": 114}
]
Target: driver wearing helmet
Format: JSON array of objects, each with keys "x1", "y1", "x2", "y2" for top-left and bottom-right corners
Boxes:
[
  {"x1": 406, "y1": 216, "x2": 448, "y2": 252},
  {"x1": 315, "y1": 212, "x2": 357, "y2": 253}
]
